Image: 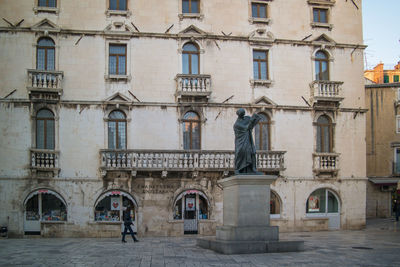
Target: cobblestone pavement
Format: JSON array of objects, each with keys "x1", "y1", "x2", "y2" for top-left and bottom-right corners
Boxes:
[{"x1": 1, "y1": 219, "x2": 400, "y2": 267}]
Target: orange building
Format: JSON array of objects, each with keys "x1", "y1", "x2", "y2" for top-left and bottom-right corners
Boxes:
[{"x1": 365, "y1": 62, "x2": 400, "y2": 84}]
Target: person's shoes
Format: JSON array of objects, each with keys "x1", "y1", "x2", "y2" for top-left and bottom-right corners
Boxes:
[
  {"x1": 122, "y1": 240, "x2": 127, "y2": 243},
  {"x1": 134, "y1": 239, "x2": 139, "y2": 242}
]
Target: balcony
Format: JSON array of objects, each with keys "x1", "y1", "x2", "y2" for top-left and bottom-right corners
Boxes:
[
  {"x1": 30, "y1": 148, "x2": 60, "y2": 176},
  {"x1": 310, "y1": 80, "x2": 344, "y2": 107},
  {"x1": 313, "y1": 153, "x2": 339, "y2": 176},
  {"x1": 100, "y1": 149, "x2": 285, "y2": 178},
  {"x1": 27, "y1": 69, "x2": 64, "y2": 100},
  {"x1": 175, "y1": 74, "x2": 211, "y2": 102}
]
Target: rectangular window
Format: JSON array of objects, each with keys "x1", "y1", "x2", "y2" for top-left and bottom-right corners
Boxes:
[
  {"x1": 384, "y1": 75, "x2": 390, "y2": 83},
  {"x1": 252, "y1": 2, "x2": 267, "y2": 18},
  {"x1": 109, "y1": 0, "x2": 127, "y2": 11},
  {"x1": 253, "y1": 50, "x2": 268, "y2": 80},
  {"x1": 395, "y1": 148, "x2": 400, "y2": 174},
  {"x1": 38, "y1": 0, "x2": 56, "y2": 7},
  {"x1": 397, "y1": 116, "x2": 400, "y2": 133},
  {"x1": 394, "y1": 75, "x2": 399, "y2": 82},
  {"x1": 313, "y1": 8, "x2": 328, "y2": 23},
  {"x1": 109, "y1": 44, "x2": 127, "y2": 75},
  {"x1": 182, "y1": 0, "x2": 199, "y2": 13}
]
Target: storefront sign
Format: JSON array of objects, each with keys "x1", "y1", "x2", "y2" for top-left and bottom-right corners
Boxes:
[
  {"x1": 308, "y1": 195, "x2": 320, "y2": 212},
  {"x1": 111, "y1": 191, "x2": 121, "y2": 195},
  {"x1": 111, "y1": 197, "x2": 120, "y2": 210},
  {"x1": 186, "y1": 198, "x2": 195, "y2": 211},
  {"x1": 38, "y1": 189, "x2": 48, "y2": 193}
]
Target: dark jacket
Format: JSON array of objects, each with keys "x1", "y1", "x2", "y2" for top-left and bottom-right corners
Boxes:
[{"x1": 123, "y1": 211, "x2": 133, "y2": 226}]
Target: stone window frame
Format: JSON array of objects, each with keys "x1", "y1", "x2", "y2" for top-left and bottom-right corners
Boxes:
[
  {"x1": 307, "y1": 0, "x2": 335, "y2": 30},
  {"x1": 31, "y1": 104, "x2": 60, "y2": 151},
  {"x1": 311, "y1": 48, "x2": 334, "y2": 82},
  {"x1": 172, "y1": 189, "x2": 211, "y2": 221},
  {"x1": 248, "y1": 0, "x2": 273, "y2": 25},
  {"x1": 305, "y1": 187, "x2": 341, "y2": 217},
  {"x1": 178, "y1": 106, "x2": 207, "y2": 150},
  {"x1": 396, "y1": 115, "x2": 400, "y2": 134},
  {"x1": 104, "y1": 38, "x2": 132, "y2": 81},
  {"x1": 34, "y1": 0, "x2": 60, "y2": 14},
  {"x1": 313, "y1": 111, "x2": 336, "y2": 153},
  {"x1": 33, "y1": 35, "x2": 60, "y2": 71},
  {"x1": 250, "y1": 46, "x2": 274, "y2": 87},
  {"x1": 178, "y1": 0, "x2": 204, "y2": 20},
  {"x1": 103, "y1": 106, "x2": 132, "y2": 150},
  {"x1": 270, "y1": 190, "x2": 282, "y2": 219},
  {"x1": 254, "y1": 111, "x2": 273, "y2": 151},
  {"x1": 105, "y1": 0, "x2": 132, "y2": 17},
  {"x1": 178, "y1": 40, "x2": 205, "y2": 75}
]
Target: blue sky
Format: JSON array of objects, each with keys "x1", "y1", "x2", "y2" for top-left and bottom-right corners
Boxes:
[{"x1": 363, "y1": 0, "x2": 400, "y2": 69}]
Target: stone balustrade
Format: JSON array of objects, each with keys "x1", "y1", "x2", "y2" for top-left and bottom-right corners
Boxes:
[
  {"x1": 100, "y1": 149, "x2": 285, "y2": 173},
  {"x1": 311, "y1": 80, "x2": 343, "y2": 99},
  {"x1": 175, "y1": 74, "x2": 211, "y2": 99},
  {"x1": 28, "y1": 69, "x2": 64, "y2": 90},
  {"x1": 313, "y1": 153, "x2": 339, "y2": 175},
  {"x1": 30, "y1": 148, "x2": 60, "y2": 169}
]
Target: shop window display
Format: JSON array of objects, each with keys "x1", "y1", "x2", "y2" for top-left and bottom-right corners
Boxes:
[
  {"x1": 270, "y1": 191, "x2": 280, "y2": 215},
  {"x1": 24, "y1": 190, "x2": 67, "y2": 221},
  {"x1": 95, "y1": 194, "x2": 135, "y2": 222},
  {"x1": 173, "y1": 190, "x2": 209, "y2": 220},
  {"x1": 306, "y1": 188, "x2": 339, "y2": 214}
]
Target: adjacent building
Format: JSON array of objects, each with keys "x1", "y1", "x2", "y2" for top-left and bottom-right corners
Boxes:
[
  {"x1": 0, "y1": 0, "x2": 367, "y2": 237},
  {"x1": 365, "y1": 62, "x2": 400, "y2": 84}
]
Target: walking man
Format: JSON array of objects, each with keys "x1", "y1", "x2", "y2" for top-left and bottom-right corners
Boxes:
[{"x1": 122, "y1": 206, "x2": 139, "y2": 243}]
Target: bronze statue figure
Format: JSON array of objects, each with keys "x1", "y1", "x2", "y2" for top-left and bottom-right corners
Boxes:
[{"x1": 233, "y1": 108, "x2": 262, "y2": 174}]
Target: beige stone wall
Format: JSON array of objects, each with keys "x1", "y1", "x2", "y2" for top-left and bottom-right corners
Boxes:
[{"x1": 0, "y1": 0, "x2": 367, "y2": 237}]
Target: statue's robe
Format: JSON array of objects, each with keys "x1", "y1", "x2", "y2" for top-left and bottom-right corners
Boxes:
[{"x1": 233, "y1": 113, "x2": 261, "y2": 174}]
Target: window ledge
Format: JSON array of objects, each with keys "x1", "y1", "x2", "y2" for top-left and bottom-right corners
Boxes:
[
  {"x1": 105, "y1": 74, "x2": 131, "y2": 81},
  {"x1": 90, "y1": 221, "x2": 123, "y2": 225},
  {"x1": 41, "y1": 221, "x2": 67, "y2": 224},
  {"x1": 311, "y1": 22, "x2": 333, "y2": 30},
  {"x1": 33, "y1": 6, "x2": 59, "y2": 14},
  {"x1": 307, "y1": 0, "x2": 335, "y2": 7},
  {"x1": 178, "y1": 13, "x2": 204, "y2": 20},
  {"x1": 250, "y1": 79, "x2": 273, "y2": 87},
  {"x1": 249, "y1": 17, "x2": 271, "y2": 25},
  {"x1": 106, "y1": 10, "x2": 131, "y2": 17}
]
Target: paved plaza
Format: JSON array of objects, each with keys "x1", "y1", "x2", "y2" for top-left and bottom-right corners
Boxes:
[{"x1": 1, "y1": 219, "x2": 400, "y2": 267}]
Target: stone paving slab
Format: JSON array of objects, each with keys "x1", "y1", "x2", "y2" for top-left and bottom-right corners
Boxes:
[{"x1": 0, "y1": 219, "x2": 400, "y2": 266}]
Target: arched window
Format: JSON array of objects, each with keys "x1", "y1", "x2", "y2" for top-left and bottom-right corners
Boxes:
[
  {"x1": 24, "y1": 189, "x2": 67, "y2": 222},
  {"x1": 306, "y1": 188, "x2": 339, "y2": 214},
  {"x1": 255, "y1": 113, "x2": 270, "y2": 150},
  {"x1": 316, "y1": 115, "x2": 332, "y2": 153},
  {"x1": 94, "y1": 191, "x2": 137, "y2": 223},
  {"x1": 108, "y1": 110, "x2": 127, "y2": 149},
  {"x1": 173, "y1": 190, "x2": 209, "y2": 220},
  {"x1": 315, "y1": 50, "x2": 329, "y2": 81},
  {"x1": 182, "y1": 111, "x2": 201, "y2": 150},
  {"x1": 36, "y1": 109, "x2": 55, "y2": 150},
  {"x1": 270, "y1": 191, "x2": 281, "y2": 217},
  {"x1": 37, "y1": 38, "x2": 55, "y2": 71},
  {"x1": 182, "y1": 43, "x2": 199, "y2": 75}
]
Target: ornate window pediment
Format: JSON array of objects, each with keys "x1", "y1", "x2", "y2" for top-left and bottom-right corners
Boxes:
[
  {"x1": 103, "y1": 22, "x2": 134, "y2": 34},
  {"x1": 249, "y1": 29, "x2": 275, "y2": 46},
  {"x1": 178, "y1": 25, "x2": 208, "y2": 38},
  {"x1": 31, "y1": 19, "x2": 60, "y2": 33},
  {"x1": 312, "y1": 34, "x2": 336, "y2": 47},
  {"x1": 254, "y1": 96, "x2": 277, "y2": 106}
]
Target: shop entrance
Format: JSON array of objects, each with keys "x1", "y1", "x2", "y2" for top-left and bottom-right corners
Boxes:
[
  {"x1": 173, "y1": 189, "x2": 210, "y2": 235},
  {"x1": 306, "y1": 188, "x2": 340, "y2": 230},
  {"x1": 24, "y1": 189, "x2": 67, "y2": 235}
]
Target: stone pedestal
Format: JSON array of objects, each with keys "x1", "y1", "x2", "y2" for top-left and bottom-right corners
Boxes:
[{"x1": 197, "y1": 175, "x2": 304, "y2": 254}]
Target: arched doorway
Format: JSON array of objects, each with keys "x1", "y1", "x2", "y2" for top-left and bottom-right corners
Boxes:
[
  {"x1": 23, "y1": 188, "x2": 67, "y2": 234},
  {"x1": 94, "y1": 190, "x2": 138, "y2": 233},
  {"x1": 306, "y1": 188, "x2": 340, "y2": 229},
  {"x1": 173, "y1": 189, "x2": 210, "y2": 234}
]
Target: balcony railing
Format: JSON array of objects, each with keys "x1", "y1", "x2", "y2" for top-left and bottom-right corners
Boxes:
[
  {"x1": 30, "y1": 148, "x2": 60, "y2": 172},
  {"x1": 27, "y1": 69, "x2": 64, "y2": 92},
  {"x1": 311, "y1": 80, "x2": 343, "y2": 102},
  {"x1": 313, "y1": 153, "x2": 339, "y2": 175},
  {"x1": 175, "y1": 74, "x2": 211, "y2": 100},
  {"x1": 100, "y1": 149, "x2": 285, "y2": 174}
]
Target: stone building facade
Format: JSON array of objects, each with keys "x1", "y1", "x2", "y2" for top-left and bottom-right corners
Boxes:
[
  {"x1": 0, "y1": 0, "x2": 367, "y2": 237},
  {"x1": 365, "y1": 82, "x2": 400, "y2": 218}
]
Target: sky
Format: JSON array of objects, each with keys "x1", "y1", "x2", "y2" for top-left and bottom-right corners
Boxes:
[{"x1": 363, "y1": 0, "x2": 400, "y2": 70}]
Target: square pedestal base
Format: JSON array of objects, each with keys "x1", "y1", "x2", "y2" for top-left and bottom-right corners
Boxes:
[
  {"x1": 197, "y1": 237, "x2": 304, "y2": 254},
  {"x1": 216, "y1": 225, "x2": 279, "y2": 241}
]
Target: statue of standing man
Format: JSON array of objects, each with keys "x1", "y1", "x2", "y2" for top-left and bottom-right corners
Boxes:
[{"x1": 234, "y1": 108, "x2": 262, "y2": 174}]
